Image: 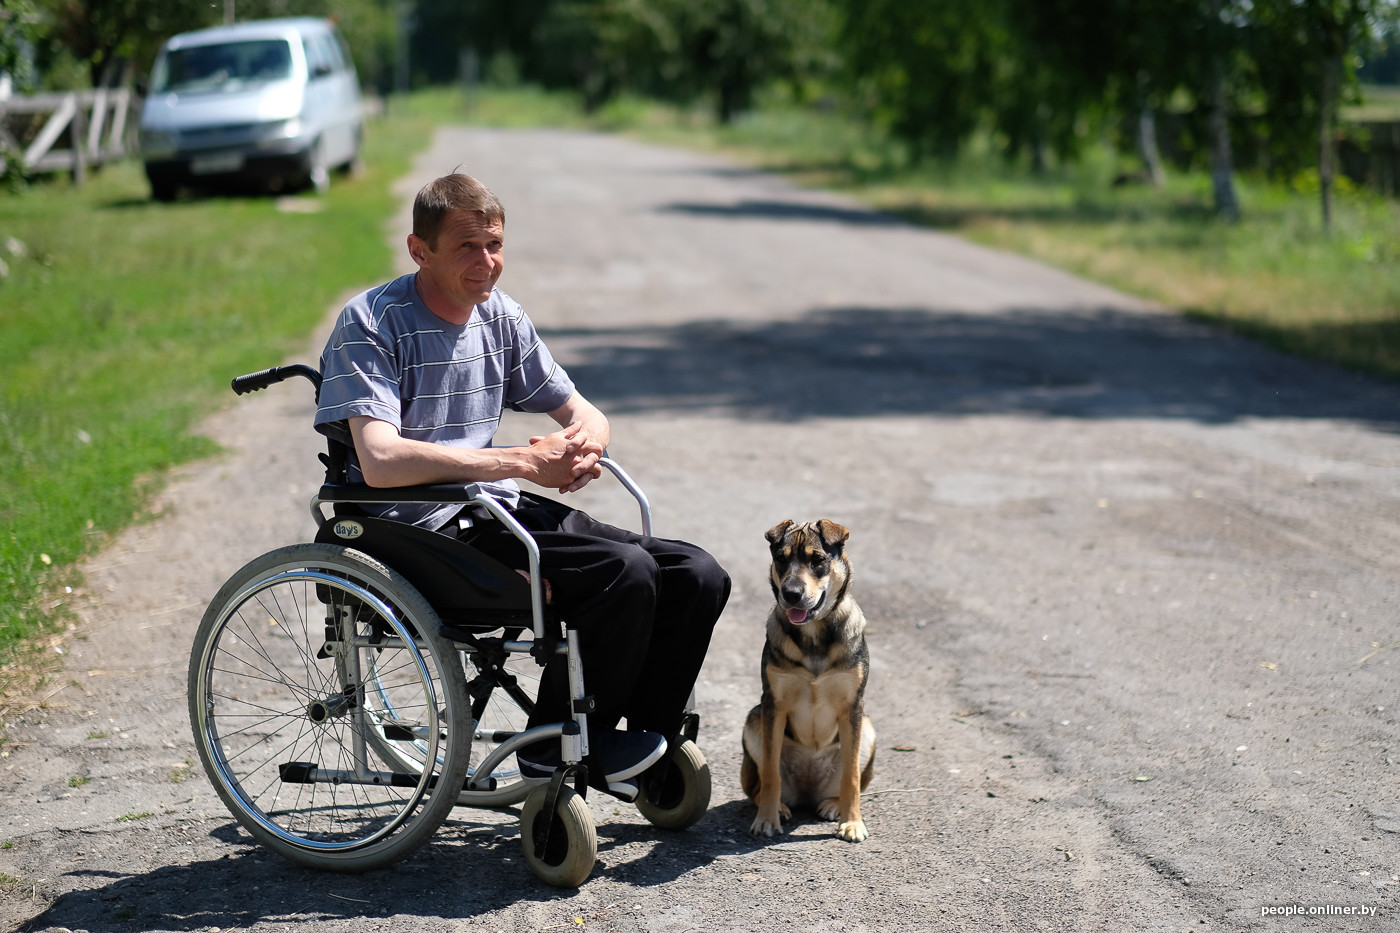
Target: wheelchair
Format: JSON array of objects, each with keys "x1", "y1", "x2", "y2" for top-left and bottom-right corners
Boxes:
[{"x1": 187, "y1": 364, "x2": 711, "y2": 886}]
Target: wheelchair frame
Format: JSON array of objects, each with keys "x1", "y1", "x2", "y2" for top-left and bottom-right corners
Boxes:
[{"x1": 187, "y1": 365, "x2": 709, "y2": 886}]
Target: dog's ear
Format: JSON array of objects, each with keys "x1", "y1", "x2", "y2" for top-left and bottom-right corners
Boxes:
[
  {"x1": 765, "y1": 520, "x2": 795, "y2": 546},
  {"x1": 816, "y1": 519, "x2": 850, "y2": 550}
]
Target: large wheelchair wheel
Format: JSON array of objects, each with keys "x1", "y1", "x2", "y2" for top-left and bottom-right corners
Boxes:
[
  {"x1": 188, "y1": 543, "x2": 471, "y2": 872},
  {"x1": 635, "y1": 739, "x2": 711, "y2": 831},
  {"x1": 520, "y1": 784, "x2": 596, "y2": 887}
]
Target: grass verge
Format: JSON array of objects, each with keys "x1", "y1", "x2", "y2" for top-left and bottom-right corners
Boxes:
[{"x1": 0, "y1": 89, "x2": 467, "y2": 716}]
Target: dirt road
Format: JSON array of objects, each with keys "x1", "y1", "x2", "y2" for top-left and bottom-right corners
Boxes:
[{"x1": 3, "y1": 127, "x2": 1400, "y2": 932}]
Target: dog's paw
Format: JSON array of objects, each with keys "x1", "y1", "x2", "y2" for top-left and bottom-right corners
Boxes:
[
  {"x1": 836, "y1": 819, "x2": 868, "y2": 843},
  {"x1": 817, "y1": 798, "x2": 841, "y2": 822},
  {"x1": 749, "y1": 812, "x2": 786, "y2": 838}
]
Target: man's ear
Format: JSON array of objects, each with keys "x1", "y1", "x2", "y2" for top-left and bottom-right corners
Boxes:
[{"x1": 407, "y1": 233, "x2": 432, "y2": 268}]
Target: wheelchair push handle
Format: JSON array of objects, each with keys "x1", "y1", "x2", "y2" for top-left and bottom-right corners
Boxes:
[{"x1": 231, "y1": 364, "x2": 321, "y2": 397}]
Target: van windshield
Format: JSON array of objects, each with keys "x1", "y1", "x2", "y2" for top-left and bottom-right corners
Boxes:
[{"x1": 152, "y1": 39, "x2": 293, "y2": 94}]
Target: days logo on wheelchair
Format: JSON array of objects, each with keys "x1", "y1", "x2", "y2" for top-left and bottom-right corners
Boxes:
[{"x1": 333, "y1": 519, "x2": 365, "y2": 540}]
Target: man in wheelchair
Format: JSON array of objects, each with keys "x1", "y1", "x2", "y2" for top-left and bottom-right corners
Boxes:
[{"x1": 314, "y1": 172, "x2": 731, "y2": 802}]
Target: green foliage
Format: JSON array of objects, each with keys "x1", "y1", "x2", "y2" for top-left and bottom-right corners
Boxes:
[
  {"x1": 0, "y1": 97, "x2": 436, "y2": 666},
  {"x1": 657, "y1": 0, "x2": 839, "y2": 122},
  {"x1": 35, "y1": 0, "x2": 215, "y2": 87},
  {"x1": 412, "y1": 0, "x2": 838, "y2": 123},
  {"x1": 0, "y1": 0, "x2": 42, "y2": 92},
  {"x1": 28, "y1": 0, "x2": 399, "y2": 92},
  {"x1": 841, "y1": 0, "x2": 1013, "y2": 157}
]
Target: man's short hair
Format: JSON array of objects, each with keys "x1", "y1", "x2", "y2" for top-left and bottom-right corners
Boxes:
[{"x1": 412, "y1": 174, "x2": 505, "y2": 248}]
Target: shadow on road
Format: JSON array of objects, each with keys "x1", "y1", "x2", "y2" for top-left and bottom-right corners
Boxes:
[
  {"x1": 548, "y1": 306, "x2": 1400, "y2": 428},
  {"x1": 663, "y1": 199, "x2": 905, "y2": 227},
  {"x1": 14, "y1": 803, "x2": 782, "y2": 931}
]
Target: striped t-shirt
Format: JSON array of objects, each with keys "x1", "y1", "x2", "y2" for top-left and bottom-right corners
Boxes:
[{"x1": 315, "y1": 273, "x2": 576, "y2": 529}]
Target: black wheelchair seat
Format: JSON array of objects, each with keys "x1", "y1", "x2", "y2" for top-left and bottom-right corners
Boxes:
[{"x1": 313, "y1": 504, "x2": 537, "y2": 631}]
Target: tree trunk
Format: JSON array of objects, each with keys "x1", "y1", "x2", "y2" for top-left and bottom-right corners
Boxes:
[
  {"x1": 1031, "y1": 102, "x2": 1049, "y2": 176},
  {"x1": 1319, "y1": 52, "x2": 1341, "y2": 235},
  {"x1": 1137, "y1": 107, "x2": 1166, "y2": 187},
  {"x1": 1136, "y1": 73, "x2": 1165, "y2": 187},
  {"x1": 1205, "y1": 0, "x2": 1240, "y2": 222}
]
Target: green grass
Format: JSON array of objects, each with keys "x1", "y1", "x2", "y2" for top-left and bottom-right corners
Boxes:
[
  {"x1": 1346, "y1": 84, "x2": 1400, "y2": 121},
  {"x1": 0, "y1": 90, "x2": 456, "y2": 677}
]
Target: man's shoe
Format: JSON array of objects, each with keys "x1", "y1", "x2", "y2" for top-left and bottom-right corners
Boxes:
[
  {"x1": 592, "y1": 729, "x2": 667, "y2": 783},
  {"x1": 605, "y1": 779, "x2": 639, "y2": 802},
  {"x1": 515, "y1": 729, "x2": 666, "y2": 786},
  {"x1": 515, "y1": 740, "x2": 562, "y2": 783}
]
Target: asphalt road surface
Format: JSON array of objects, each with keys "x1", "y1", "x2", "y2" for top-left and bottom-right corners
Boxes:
[{"x1": 3, "y1": 127, "x2": 1399, "y2": 932}]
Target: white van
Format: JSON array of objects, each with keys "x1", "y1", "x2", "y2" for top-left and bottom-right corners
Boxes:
[{"x1": 139, "y1": 18, "x2": 363, "y2": 201}]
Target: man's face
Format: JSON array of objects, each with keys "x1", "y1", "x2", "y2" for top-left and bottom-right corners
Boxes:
[{"x1": 410, "y1": 210, "x2": 505, "y2": 317}]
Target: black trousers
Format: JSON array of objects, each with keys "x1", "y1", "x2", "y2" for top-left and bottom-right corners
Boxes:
[{"x1": 456, "y1": 493, "x2": 730, "y2": 740}]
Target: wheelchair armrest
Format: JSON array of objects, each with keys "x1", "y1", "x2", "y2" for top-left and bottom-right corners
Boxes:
[
  {"x1": 316, "y1": 482, "x2": 484, "y2": 504},
  {"x1": 598, "y1": 456, "x2": 653, "y2": 538}
]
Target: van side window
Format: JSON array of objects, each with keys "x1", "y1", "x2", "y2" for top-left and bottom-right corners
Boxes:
[
  {"x1": 304, "y1": 35, "x2": 331, "y2": 78},
  {"x1": 320, "y1": 33, "x2": 346, "y2": 73},
  {"x1": 333, "y1": 30, "x2": 355, "y2": 76}
]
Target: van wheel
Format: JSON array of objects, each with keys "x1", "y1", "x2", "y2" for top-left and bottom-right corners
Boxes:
[
  {"x1": 149, "y1": 175, "x2": 177, "y2": 202},
  {"x1": 307, "y1": 138, "x2": 330, "y2": 194},
  {"x1": 342, "y1": 128, "x2": 364, "y2": 177}
]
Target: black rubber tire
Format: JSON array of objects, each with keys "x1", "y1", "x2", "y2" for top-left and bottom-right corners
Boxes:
[
  {"x1": 635, "y1": 739, "x2": 711, "y2": 831},
  {"x1": 520, "y1": 785, "x2": 597, "y2": 887}
]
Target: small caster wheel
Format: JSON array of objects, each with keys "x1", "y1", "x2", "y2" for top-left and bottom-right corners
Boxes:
[
  {"x1": 520, "y1": 785, "x2": 597, "y2": 887},
  {"x1": 636, "y1": 739, "x2": 710, "y2": 831}
]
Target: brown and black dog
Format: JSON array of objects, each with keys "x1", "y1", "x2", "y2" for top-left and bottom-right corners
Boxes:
[{"x1": 740, "y1": 519, "x2": 875, "y2": 842}]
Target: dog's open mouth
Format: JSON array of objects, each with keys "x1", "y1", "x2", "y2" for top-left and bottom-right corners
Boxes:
[{"x1": 785, "y1": 592, "x2": 824, "y2": 625}]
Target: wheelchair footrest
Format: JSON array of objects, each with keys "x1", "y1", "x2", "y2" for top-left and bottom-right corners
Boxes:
[{"x1": 279, "y1": 761, "x2": 438, "y2": 790}]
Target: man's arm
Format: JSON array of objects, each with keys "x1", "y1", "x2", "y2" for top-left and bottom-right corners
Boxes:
[{"x1": 349, "y1": 415, "x2": 594, "y2": 490}]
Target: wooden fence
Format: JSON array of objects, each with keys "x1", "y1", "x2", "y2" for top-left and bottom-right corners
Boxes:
[
  {"x1": 1338, "y1": 122, "x2": 1400, "y2": 197},
  {"x1": 0, "y1": 88, "x2": 135, "y2": 183}
]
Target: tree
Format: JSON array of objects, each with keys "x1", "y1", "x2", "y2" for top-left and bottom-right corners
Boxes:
[
  {"x1": 530, "y1": 0, "x2": 682, "y2": 111},
  {"x1": 1252, "y1": 0, "x2": 1389, "y2": 232},
  {"x1": 841, "y1": 0, "x2": 1015, "y2": 157},
  {"x1": 663, "y1": 0, "x2": 835, "y2": 123},
  {"x1": 1008, "y1": 0, "x2": 1205, "y2": 183},
  {"x1": 1200, "y1": 0, "x2": 1243, "y2": 220},
  {"x1": 40, "y1": 0, "x2": 215, "y2": 87},
  {"x1": 1, "y1": 0, "x2": 42, "y2": 92},
  {"x1": 1248, "y1": 0, "x2": 1400, "y2": 232}
]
